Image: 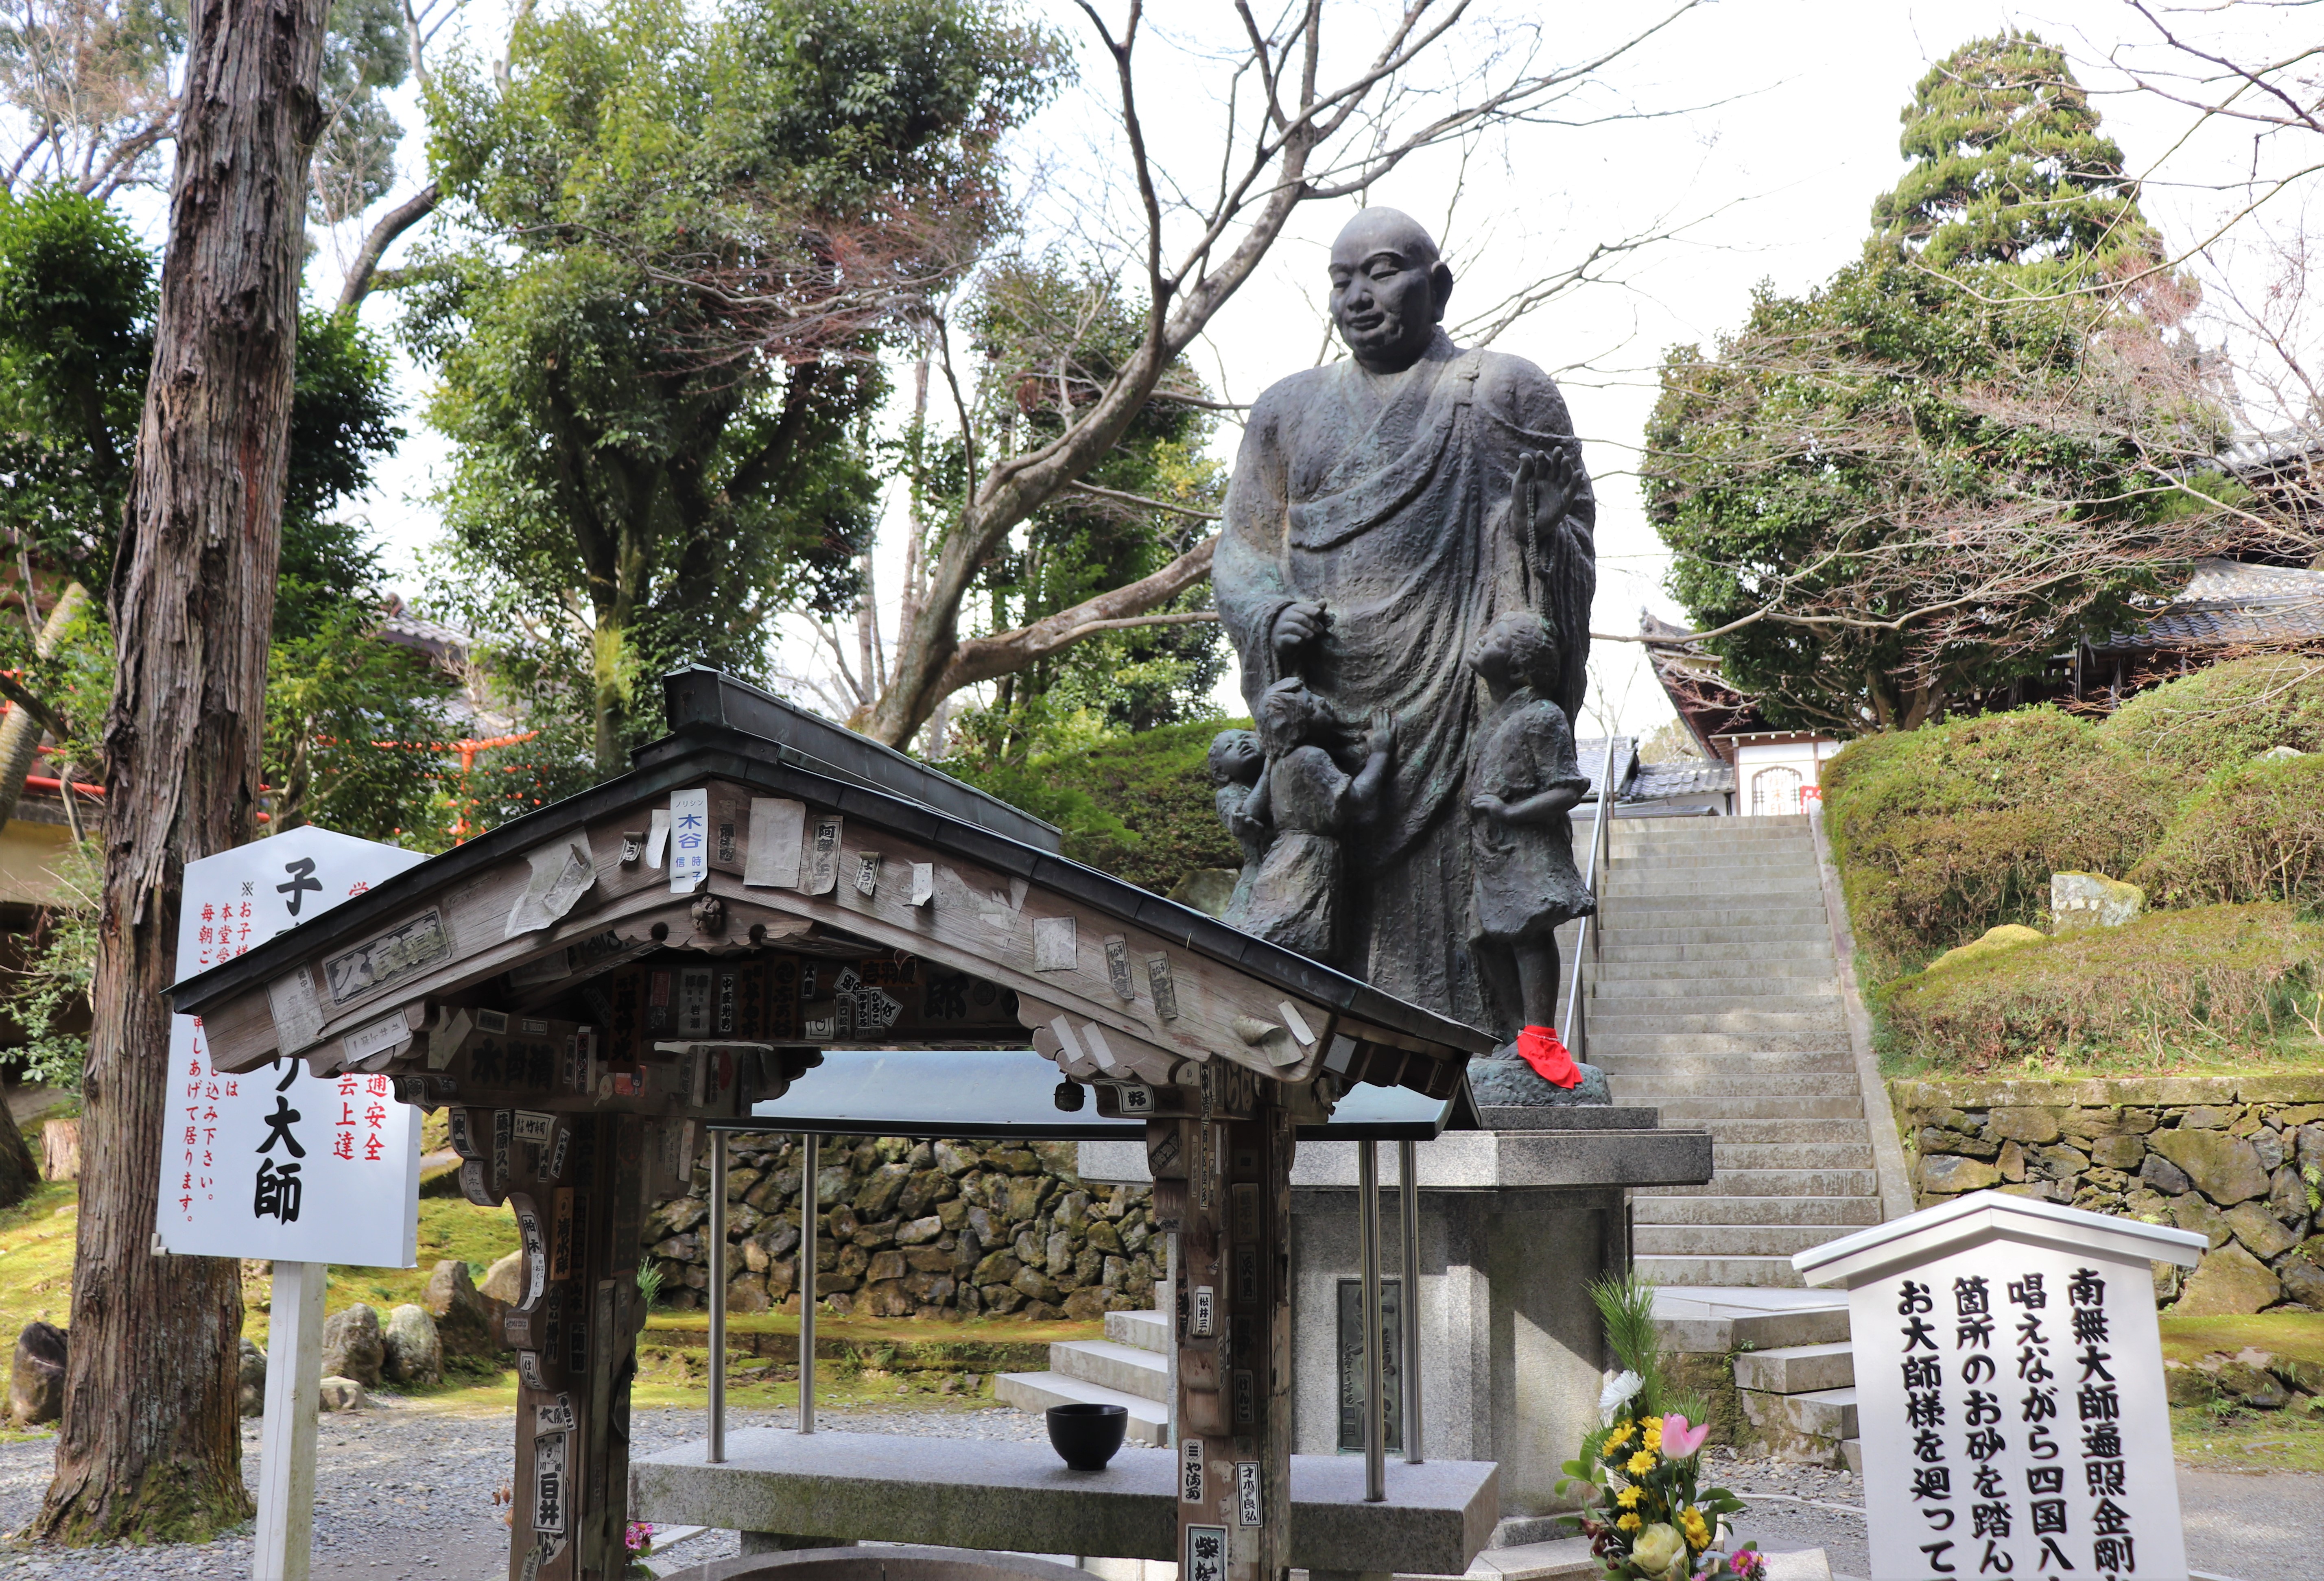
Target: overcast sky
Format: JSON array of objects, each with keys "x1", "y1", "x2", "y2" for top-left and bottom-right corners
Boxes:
[{"x1": 327, "y1": 0, "x2": 2317, "y2": 740}]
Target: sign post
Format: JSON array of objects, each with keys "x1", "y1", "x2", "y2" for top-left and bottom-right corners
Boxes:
[
  {"x1": 1795, "y1": 1191, "x2": 2206, "y2": 1581},
  {"x1": 157, "y1": 825, "x2": 429, "y2": 1581}
]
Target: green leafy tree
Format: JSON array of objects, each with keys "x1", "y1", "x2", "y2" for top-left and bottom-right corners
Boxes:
[
  {"x1": 1872, "y1": 32, "x2": 2155, "y2": 273},
  {"x1": 936, "y1": 257, "x2": 1225, "y2": 762},
  {"x1": 1644, "y1": 36, "x2": 2255, "y2": 734},
  {"x1": 406, "y1": 0, "x2": 1053, "y2": 774}
]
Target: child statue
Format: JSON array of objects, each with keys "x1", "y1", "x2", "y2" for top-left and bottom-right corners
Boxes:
[
  {"x1": 1224, "y1": 679, "x2": 1396, "y2": 961},
  {"x1": 1461, "y1": 610, "x2": 1609, "y2": 1104},
  {"x1": 1207, "y1": 727, "x2": 1269, "y2": 921}
]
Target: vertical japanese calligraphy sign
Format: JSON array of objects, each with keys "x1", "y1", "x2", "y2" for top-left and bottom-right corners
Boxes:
[
  {"x1": 156, "y1": 825, "x2": 429, "y2": 1266},
  {"x1": 1795, "y1": 1192, "x2": 2205, "y2": 1581}
]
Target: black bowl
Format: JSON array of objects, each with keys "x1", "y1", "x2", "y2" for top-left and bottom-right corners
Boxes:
[{"x1": 1045, "y1": 1402, "x2": 1128, "y2": 1470}]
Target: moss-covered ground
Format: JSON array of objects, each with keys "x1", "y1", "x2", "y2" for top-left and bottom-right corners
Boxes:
[{"x1": 2160, "y1": 1311, "x2": 2324, "y2": 1472}]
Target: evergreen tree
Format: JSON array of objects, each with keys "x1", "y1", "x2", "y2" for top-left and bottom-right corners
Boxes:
[{"x1": 1871, "y1": 32, "x2": 2153, "y2": 274}]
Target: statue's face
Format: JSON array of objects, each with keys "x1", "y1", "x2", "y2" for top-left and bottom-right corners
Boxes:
[
  {"x1": 1329, "y1": 222, "x2": 1448, "y2": 372},
  {"x1": 1212, "y1": 732, "x2": 1262, "y2": 784}
]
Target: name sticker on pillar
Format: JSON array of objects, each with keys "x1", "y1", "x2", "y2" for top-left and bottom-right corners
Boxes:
[
  {"x1": 1191, "y1": 1284, "x2": 1216, "y2": 1338},
  {"x1": 534, "y1": 1393, "x2": 577, "y2": 1433},
  {"x1": 1145, "y1": 954, "x2": 1179, "y2": 1020},
  {"x1": 1179, "y1": 1435, "x2": 1206, "y2": 1504},
  {"x1": 1184, "y1": 1524, "x2": 1226, "y2": 1581},
  {"x1": 1232, "y1": 1184, "x2": 1259, "y2": 1244},
  {"x1": 1103, "y1": 936, "x2": 1136, "y2": 1002},
  {"x1": 532, "y1": 1430, "x2": 568, "y2": 1534},
  {"x1": 1111, "y1": 1081, "x2": 1155, "y2": 1115},
  {"x1": 1232, "y1": 1369, "x2": 1256, "y2": 1427},
  {"x1": 668, "y1": 788, "x2": 709, "y2": 893},
  {"x1": 1234, "y1": 1461, "x2": 1262, "y2": 1526}
]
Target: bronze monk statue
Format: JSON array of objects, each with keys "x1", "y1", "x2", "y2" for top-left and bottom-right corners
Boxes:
[{"x1": 1214, "y1": 207, "x2": 1598, "y2": 1063}]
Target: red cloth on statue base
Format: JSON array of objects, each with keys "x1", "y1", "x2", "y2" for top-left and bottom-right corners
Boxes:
[{"x1": 1515, "y1": 1025, "x2": 1581, "y2": 1088}]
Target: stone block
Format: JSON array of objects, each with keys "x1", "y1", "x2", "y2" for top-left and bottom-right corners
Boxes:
[
  {"x1": 2171, "y1": 1194, "x2": 2232, "y2": 1248},
  {"x1": 9, "y1": 1322, "x2": 65, "y2": 1428},
  {"x1": 2038, "y1": 1144, "x2": 2090, "y2": 1177},
  {"x1": 1010, "y1": 1268, "x2": 1060, "y2": 1304},
  {"x1": 2223, "y1": 1202, "x2": 2298, "y2": 1261},
  {"x1": 1920, "y1": 1155, "x2": 1999, "y2": 1195},
  {"x1": 2179, "y1": 1105, "x2": 2230, "y2": 1130},
  {"x1": 854, "y1": 1219, "x2": 899, "y2": 1251},
  {"x1": 859, "y1": 1280, "x2": 913, "y2": 1318},
  {"x1": 2149, "y1": 1129, "x2": 2271, "y2": 1205},
  {"x1": 2279, "y1": 1258, "x2": 2324, "y2": 1309},
  {"x1": 2213, "y1": 1358, "x2": 2289, "y2": 1408},
  {"x1": 318, "y1": 1375, "x2": 367, "y2": 1411},
  {"x1": 854, "y1": 1164, "x2": 912, "y2": 1220},
  {"x1": 423, "y1": 1260, "x2": 498, "y2": 1358},
  {"x1": 2050, "y1": 871, "x2": 2143, "y2": 931},
  {"x1": 904, "y1": 1248, "x2": 951, "y2": 1275},
  {"x1": 1990, "y1": 1108, "x2": 2062, "y2": 1144},
  {"x1": 2061, "y1": 1106, "x2": 2157, "y2": 1140},
  {"x1": 1004, "y1": 1176, "x2": 1055, "y2": 1223},
  {"x1": 896, "y1": 1215, "x2": 942, "y2": 1247},
  {"x1": 382, "y1": 1304, "x2": 442, "y2": 1387},
  {"x1": 321, "y1": 1304, "x2": 384, "y2": 1388},
  {"x1": 2141, "y1": 1152, "x2": 2194, "y2": 1196},
  {"x1": 866, "y1": 1251, "x2": 907, "y2": 1284},
  {"x1": 2269, "y1": 1166, "x2": 2311, "y2": 1229},
  {"x1": 973, "y1": 1251, "x2": 1022, "y2": 1287},
  {"x1": 2174, "y1": 1243, "x2": 2282, "y2": 1315},
  {"x1": 2254, "y1": 1130, "x2": 2287, "y2": 1170},
  {"x1": 933, "y1": 1140, "x2": 980, "y2": 1177},
  {"x1": 729, "y1": 1274, "x2": 772, "y2": 1314},
  {"x1": 2089, "y1": 1134, "x2": 2147, "y2": 1170},
  {"x1": 1921, "y1": 1127, "x2": 1998, "y2": 1160},
  {"x1": 2163, "y1": 1361, "x2": 2213, "y2": 1407},
  {"x1": 1998, "y1": 1140, "x2": 2027, "y2": 1183},
  {"x1": 2237, "y1": 1076, "x2": 2324, "y2": 1103}
]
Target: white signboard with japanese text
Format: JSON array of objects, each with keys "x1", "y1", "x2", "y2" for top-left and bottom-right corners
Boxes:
[
  {"x1": 156, "y1": 825, "x2": 429, "y2": 1266},
  {"x1": 1797, "y1": 1194, "x2": 2204, "y2": 1581}
]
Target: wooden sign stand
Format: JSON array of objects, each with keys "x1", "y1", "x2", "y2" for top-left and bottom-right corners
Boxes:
[{"x1": 254, "y1": 1260, "x2": 325, "y2": 1581}]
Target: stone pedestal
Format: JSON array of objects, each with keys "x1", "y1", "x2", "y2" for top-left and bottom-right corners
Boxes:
[{"x1": 1081, "y1": 1106, "x2": 1712, "y2": 1528}]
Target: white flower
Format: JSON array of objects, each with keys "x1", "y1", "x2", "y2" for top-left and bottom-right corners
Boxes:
[{"x1": 1599, "y1": 1370, "x2": 1643, "y2": 1426}]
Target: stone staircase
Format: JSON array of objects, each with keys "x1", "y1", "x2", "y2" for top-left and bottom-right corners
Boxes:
[
  {"x1": 1587, "y1": 815, "x2": 1884, "y2": 1289},
  {"x1": 993, "y1": 1304, "x2": 1171, "y2": 1445}
]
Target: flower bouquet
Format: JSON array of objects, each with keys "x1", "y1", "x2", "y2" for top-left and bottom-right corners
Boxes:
[
  {"x1": 624, "y1": 1520, "x2": 657, "y2": 1579},
  {"x1": 1558, "y1": 1276, "x2": 1757, "y2": 1581}
]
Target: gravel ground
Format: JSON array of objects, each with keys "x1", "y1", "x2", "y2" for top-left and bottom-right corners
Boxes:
[
  {"x1": 0, "y1": 1416, "x2": 2301, "y2": 1581},
  {"x1": 1708, "y1": 1452, "x2": 2315, "y2": 1581},
  {"x1": 0, "y1": 1398, "x2": 1052, "y2": 1581}
]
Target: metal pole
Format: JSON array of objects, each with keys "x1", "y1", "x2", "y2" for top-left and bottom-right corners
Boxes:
[
  {"x1": 1398, "y1": 1138, "x2": 1422, "y2": 1465},
  {"x1": 798, "y1": 1132, "x2": 818, "y2": 1435},
  {"x1": 1359, "y1": 1139, "x2": 1385, "y2": 1502},
  {"x1": 708, "y1": 1130, "x2": 727, "y2": 1464},
  {"x1": 1564, "y1": 738, "x2": 1618, "y2": 1059}
]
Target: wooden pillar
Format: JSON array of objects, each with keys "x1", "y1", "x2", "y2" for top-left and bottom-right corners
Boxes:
[
  {"x1": 1158, "y1": 1064, "x2": 1293, "y2": 1581},
  {"x1": 502, "y1": 1111, "x2": 654, "y2": 1581}
]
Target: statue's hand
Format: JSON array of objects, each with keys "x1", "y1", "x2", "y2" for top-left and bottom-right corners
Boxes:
[
  {"x1": 1271, "y1": 600, "x2": 1329, "y2": 664},
  {"x1": 1469, "y1": 793, "x2": 1509, "y2": 823},
  {"x1": 1228, "y1": 801, "x2": 1270, "y2": 843},
  {"x1": 1367, "y1": 708, "x2": 1399, "y2": 760},
  {"x1": 1516, "y1": 445, "x2": 1581, "y2": 542}
]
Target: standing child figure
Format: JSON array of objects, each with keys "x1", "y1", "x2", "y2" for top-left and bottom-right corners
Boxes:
[
  {"x1": 1463, "y1": 611, "x2": 1608, "y2": 1103},
  {"x1": 1208, "y1": 728, "x2": 1270, "y2": 923},
  {"x1": 1229, "y1": 680, "x2": 1396, "y2": 961}
]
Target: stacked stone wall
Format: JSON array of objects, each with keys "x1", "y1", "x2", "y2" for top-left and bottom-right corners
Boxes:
[
  {"x1": 638, "y1": 1132, "x2": 1160, "y2": 1321},
  {"x1": 1893, "y1": 1075, "x2": 2324, "y2": 1314}
]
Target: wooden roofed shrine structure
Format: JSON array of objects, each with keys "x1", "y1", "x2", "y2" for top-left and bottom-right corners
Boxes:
[{"x1": 170, "y1": 666, "x2": 1492, "y2": 1581}]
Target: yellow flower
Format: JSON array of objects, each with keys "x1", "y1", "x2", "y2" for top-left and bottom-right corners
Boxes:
[
  {"x1": 1616, "y1": 1487, "x2": 1643, "y2": 1509},
  {"x1": 1681, "y1": 1508, "x2": 1711, "y2": 1549},
  {"x1": 1643, "y1": 1420, "x2": 1664, "y2": 1454},
  {"x1": 1616, "y1": 1513, "x2": 1643, "y2": 1533},
  {"x1": 1604, "y1": 1422, "x2": 1635, "y2": 1450},
  {"x1": 1626, "y1": 1450, "x2": 1658, "y2": 1476}
]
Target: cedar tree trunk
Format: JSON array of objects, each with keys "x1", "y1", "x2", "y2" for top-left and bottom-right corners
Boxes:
[{"x1": 33, "y1": 0, "x2": 327, "y2": 1543}]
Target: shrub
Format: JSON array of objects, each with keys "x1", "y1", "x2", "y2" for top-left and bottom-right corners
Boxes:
[
  {"x1": 2132, "y1": 753, "x2": 2324, "y2": 906},
  {"x1": 1877, "y1": 902, "x2": 2324, "y2": 1068},
  {"x1": 941, "y1": 717, "x2": 1246, "y2": 893},
  {"x1": 2101, "y1": 653, "x2": 2324, "y2": 767},
  {"x1": 1819, "y1": 708, "x2": 2180, "y2": 972}
]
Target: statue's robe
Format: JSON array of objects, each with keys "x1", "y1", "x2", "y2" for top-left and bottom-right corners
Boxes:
[{"x1": 1214, "y1": 330, "x2": 1595, "y2": 1035}]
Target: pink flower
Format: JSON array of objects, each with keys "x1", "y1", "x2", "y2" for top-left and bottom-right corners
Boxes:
[
  {"x1": 1727, "y1": 1548, "x2": 1764, "y2": 1580},
  {"x1": 1660, "y1": 1413, "x2": 1710, "y2": 1459}
]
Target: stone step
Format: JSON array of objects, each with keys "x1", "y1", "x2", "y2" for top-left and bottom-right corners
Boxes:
[
  {"x1": 1590, "y1": 1010, "x2": 1845, "y2": 1035},
  {"x1": 991, "y1": 1371, "x2": 1170, "y2": 1444},
  {"x1": 1589, "y1": 1032, "x2": 1852, "y2": 1057},
  {"x1": 1051, "y1": 1337, "x2": 1170, "y2": 1402},
  {"x1": 1636, "y1": 1167, "x2": 1881, "y2": 1199},
  {"x1": 1713, "y1": 1141, "x2": 1875, "y2": 1169},
  {"x1": 1610, "y1": 856, "x2": 1823, "y2": 878},
  {"x1": 1625, "y1": 1096, "x2": 1867, "y2": 1122},
  {"x1": 1636, "y1": 1254, "x2": 1808, "y2": 1289},
  {"x1": 1599, "y1": 921, "x2": 1831, "y2": 944},
  {"x1": 1592, "y1": 984, "x2": 1839, "y2": 1009},
  {"x1": 1597, "y1": 939, "x2": 1835, "y2": 964},
  {"x1": 1104, "y1": 1307, "x2": 1170, "y2": 1356},
  {"x1": 1607, "y1": 878, "x2": 1826, "y2": 901},
  {"x1": 1635, "y1": 1222, "x2": 1862, "y2": 1258},
  {"x1": 1613, "y1": 817, "x2": 1809, "y2": 845},
  {"x1": 1744, "y1": 1384, "x2": 1860, "y2": 1441},
  {"x1": 1596, "y1": 1051, "x2": 1858, "y2": 1080},
  {"x1": 1734, "y1": 1342, "x2": 1858, "y2": 1395},
  {"x1": 1630, "y1": 1195, "x2": 1883, "y2": 1227},
  {"x1": 1598, "y1": 904, "x2": 1832, "y2": 928},
  {"x1": 1841, "y1": 1439, "x2": 1863, "y2": 1476},
  {"x1": 1593, "y1": 957, "x2": 1837, "y2": 982}
]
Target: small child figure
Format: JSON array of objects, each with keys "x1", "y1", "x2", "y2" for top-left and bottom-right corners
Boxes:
[
  {"x1": 1463, "y1": 610, "x2": 1599, "y2": 1096},
  {"x1": 1228, "y1": 679, "x2": 1396, "y2": 961},
  {"x1": 1207, "y1": 727, "x2": 1269, "y2": 920}
]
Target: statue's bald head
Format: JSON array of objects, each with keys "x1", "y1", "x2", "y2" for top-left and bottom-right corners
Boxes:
[
  {"x1": 1328, "y1": 208, "x2": 1453, "y2": 374},
  {"x1": 1330, "y1": 208, "x2": 1442, "y2": 271}
]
